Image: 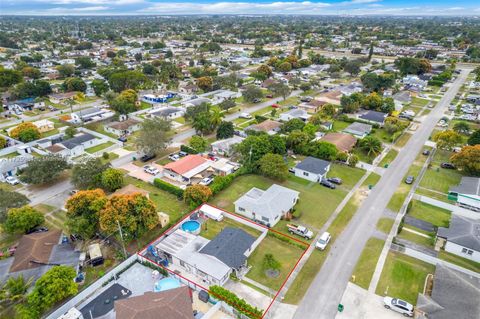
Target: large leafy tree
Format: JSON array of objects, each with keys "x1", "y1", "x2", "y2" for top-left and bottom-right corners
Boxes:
[
  {"x1": 306, "y1": 141, "x2": 338, "y2": 161},
  {"x1": 0, "y1": 135, "x2": 6, "y2": 149},
  {"x1": 197, "y1": 76, "x2": 213, "y2": 92},
  {"x1": 0, "y1": 189, "x2": 29, "y2": 223},
  {"x1": 19, "y1": 155, "x2": 70, "y2": 185},
  {"x1": 71, "y1": 158, "x2": 109, "y2": 190},
  {"x1": 0, "y1": 68, "x2": 22, "y2": 87},
  {"x1": 108, "y1": 70, "x2": 148, "y2": 92},
  {"x1": 62, "y1": 77, "x2": 87, "y2": 93},
  {"x1": 184, "y1": 185, "x2": 212, "y2": 208},
  {"x1": 287, "y1": 130, "x2": 311, "y2": 154},
  {"x1": 24, "y1": 266, "x2": 77, "y2": 318},
  {"x1": 432, "y1": 130, "x2": 462, "y2": 150},
  {"x1": 269, "y1": 82, "x2": 291, "y2": 100},
  {"x1": 4, "y1": 206, "x2": 44, "y2": 234},
  {"x1": 91, "y1": 79, "x2": 109, "y2": 96},
  {"x1": 192, "y1": 111, "x2": 213, "y2": 136},
  {"x1": 242, "y1": 85, "x2": 263, "y2": 103},
  {"x1": 258, "y1": 154, "x2": 288, "y2": 181},
  {"x1": 136, "y1": 117, "x2": 171, "y2": 155},
  {"x1": 101, "y1": 168, "x2": 124, "y2": 192},
  {"x1": 10, "y1": 122, "x2": 41, "y2": 142},
  {"x1": 65, "y1": 189, "x2": 107, "y2": 238},
  {"x1": 359, "y1": 136, "x2": 382, "y2": 156},
  {"x1": 189, "y1": 136, "x2": 208, "y2": 153},
  {"x1": 99, "y1": 194, "x2": 158, "y2": 238},
  {"x1": 110, "y1": 89, "x2": 138, "y2": 114},
  {"x1": 468, "y1": 130, "x2": 480, "y2": 145},
  {"x1": 451, "y1": 145, "x2": 480, "y2": 176},
  {"x1": 453, "y1": 121, "x2": 470, "y2": 135},
  {"x1": 281, "y1": 118, "x2": 305, "y2": 133}
]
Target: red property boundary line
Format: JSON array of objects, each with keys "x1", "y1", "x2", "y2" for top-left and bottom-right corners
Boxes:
[{"x1": 137, "y1": 203, "x2": 311, "y2": 318}]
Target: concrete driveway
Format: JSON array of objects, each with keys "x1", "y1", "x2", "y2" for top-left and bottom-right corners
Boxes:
[
  {"x1": 335, "y1": 283, "x2": 404, "y2": 319},
  {"x1": 224, "y1": 280, "x2": 272, "y2": 311},
  {"x1": 120, "y1": 162, "x2": 163, "y2": 183}
]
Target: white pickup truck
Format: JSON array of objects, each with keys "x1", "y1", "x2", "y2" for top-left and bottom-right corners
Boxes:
[{"x1": 287, "y1": 224, "x2": 313, "y2": 239}]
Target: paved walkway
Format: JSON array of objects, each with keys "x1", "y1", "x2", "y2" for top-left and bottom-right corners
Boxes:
[
  {"x1": 242, "y1": 276, "x2": 276, "y2": 295},
  {"x1": 403, "y1": 216, "x2": 435, "y2": 232},
  {"x1": 402, "y1": 227, "x2": 430, "y2": 238}
]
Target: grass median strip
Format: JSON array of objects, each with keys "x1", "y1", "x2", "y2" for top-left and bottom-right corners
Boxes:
[{"x1": 351, "y1": 237, "x2": 385, "y2": 289}]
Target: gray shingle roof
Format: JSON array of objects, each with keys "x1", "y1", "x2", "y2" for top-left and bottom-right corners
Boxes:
[
  {"x1": 417, "y1": 264, "x2": 480, "y2": 319},
  {"x1": 343, "y1": 122, "x2": 372, "y2": 136},
  {"x1": 450, "y1": 177, "x2": 480, "y2": 196},
  {"x1": 359, "y1": 110, "x2": 388, "y2": 123},
  {"x1": 295, "y1": 156, "x2": 330, "y2": 176},
  {"x1": 437, "y1": 215, "x2": 480, "y2": 252},
  {"x1": 60, "y1": 133, "x2": 96, "y2": 149},
  {"x1": 234, "y1": 184, "x2": 299, "y2": 220},
  {"x1": 199, "y1": 227, "x2": 255, "y2": 269}
]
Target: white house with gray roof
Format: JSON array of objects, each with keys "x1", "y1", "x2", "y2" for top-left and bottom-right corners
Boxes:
[
  {"x1": 234, "y1": 184, "x2": 299, "y2": 227},
  {"x1": 294, "y1": 156, "x2": 331, "y2": 182},
  {"x1": 448, "y1": 177, "x2": 480, "y2": 212},
  {"x1": 437, "y1": 215, "x2": 480, "y2": 263},
  {"x1": 342, "y1": 122, "x2": 373, "y2": 138}
]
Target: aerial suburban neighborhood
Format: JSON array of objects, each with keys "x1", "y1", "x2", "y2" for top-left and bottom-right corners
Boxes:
[{"x1": 0, "y1": 5, "x2": 479, "y2": 319}]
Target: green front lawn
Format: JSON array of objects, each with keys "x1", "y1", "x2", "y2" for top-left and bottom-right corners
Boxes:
[
  {"x1": 395, "y1": 133, "x2": 412, "y2": 148},
  {"x1": 85, "y1": 141, "x2": 115, "y2": 154},
  {"x1": 376, "y1": 252, "x2": 435, "y2": 305},
  {"x1": 411, "y1": 97, "x2": 430, "y2": 107},
  {"x1": 332, "y1": 120, "x2": 351, "y2": 132},
  {"x1": 396, "y1": 228, "x2": 435, "y2": 248},
  {"x1": 210, "y1": 173, "x2": 354, "y2": 230},
  {"x1": 377, "y1": 218, "x2": 395, "y2": 234},
  {"x1": 419, "y1": 167, "x2": 463, "y2": 195},
  {"x1": 351, "y1": 237, "x2": 385, "y2": 289},
  {"x1": 407, "y1": 200, "x2": 451, "y2": 228},
  {"x1": 438, "y1": 250, "x2": 480, "y2": 273},
  {"x1": 200, "y1": 217, "x2": 262, "y2": 241},
  {"x1": 246, "y1": 234, "x2": 305, "y2": 291},
  {"x1": 379, "y1": 149, "x2": 398, "y2": 167}
]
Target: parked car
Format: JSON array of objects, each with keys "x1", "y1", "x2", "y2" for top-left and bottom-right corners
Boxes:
[
  {"x1": 405, "y1": 175, "x2": 415, "y2": 184},
  {"x1": 26, "y1": 226, "x2": 49, "y2": 234},
  {"x1": 178, "y1": 151, "x2": 188, "y2": 157},
  {"x1": 320, "y1": 179, "x2": 336, "y2": 189},
  {"x1": 315, "y1": 232, "x2": 331, "y2": 250},
  {"x1": 143, "y1": 165, "x2": 159, "y2": 175},
  {"x1": 440, "y1": 162, "x2": 456, "y2": 169},
  {"x1": 199, "y1": 177, "x2": 214, "y2": 186},
  {"x1": 69, "y1": 189, "x2": 78, "y2": 196},
  {"x1": 300, "y1": 96, "x2": 312, "y2": 102},
  {"x1": 271, "y1": 104, "x2": 280, "y2": 108},
  {"x1": 239, "y1": 113, "x2": 252, "y2": 119},
  {"x1": 118, "y1": 136, "x2": 127, "y2": 143},
  {"x1": 383, "y1": 297, "x2": 414, "y2": 317},
  {"x1": 253, "y1": 98, "x2": 261, "y2": 103},
  {"x1": 287, "y1": 224, "x2": 313, "y2": 239},
  {"x1": 422, "y1": 149, "x2": 430, "y2": 156},
  {"x1": 140, "y1": 154, "x2": 155, "y2": 162},
  {"x1": 168, "y1": 154, "x2": 180, "y2": 161},
  {"x1": 5, "y1": 176, "x2": 19, "y2": 185},
  {"x1": 288, "y1": 168, "x2": 295, "y2": 173},
  {"x1": 327, "y1": 177, "x2": 343, "y2": 185},
  {"x1": 266, "y1": 94, "x2": 273, "y2": 98}
]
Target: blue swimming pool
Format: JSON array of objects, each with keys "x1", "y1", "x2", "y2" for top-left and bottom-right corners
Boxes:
[
  {"x1": 154, "y1": 277, "x2": 181, "y2": 292},
  {"x1": 181, "y1": 220, "x2": 201, "y2": 234}
]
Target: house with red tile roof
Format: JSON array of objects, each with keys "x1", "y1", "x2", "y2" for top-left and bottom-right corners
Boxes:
[{"x1": 163, "y1": 155, "x2": 213, "y2": 184}]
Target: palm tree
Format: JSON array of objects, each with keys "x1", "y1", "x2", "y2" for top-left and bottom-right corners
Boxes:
[
  {"x1": 360, "y1": 136, "x2": 382, "y2": 156},
  {"x1": 2, "y1": 275, "x2": 33, "y2": 304},
  {"x1": 209, "y1": 106, "x2": 224, "y2": 129}
]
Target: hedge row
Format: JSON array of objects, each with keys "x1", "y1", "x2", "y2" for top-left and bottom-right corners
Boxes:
[
  {"x1": 153, "y1": 178, "x2": 184, "y2": 198},
  {"x1": 209, "y1": 167, "x2": 247, "y2": 195},
  {"x1": 209, "y1": 285, "x2": 263, "y2": 318},
  {"x1": 180, "y1": 144, "x2": 198, "y2": 154}
]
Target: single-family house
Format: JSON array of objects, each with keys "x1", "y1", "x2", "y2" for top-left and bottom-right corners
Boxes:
[
  {"x1": 320, "y1": 133, "x2": 357, "y2": 152},
  {"x1": 0, "y1": 229, "x2": 80, "y2": 283},
  {"x1": 416, "y1": 264, "x2": 480, "y2": 319},
  {"x1": 294, "y1": 157, "x2": 331, "y2": 182},
  {"x1": 45, "y1": 132, "x2": 100, "y2": 157},
  {"x1": 437, "y1": 215, "x2": 480, "y2": 263},
  {"x1": 70, "y1": 107, "x2": 115, "y2": 124},
  {"x1": 179, "y1": 83, "x2": 198, "y2": 95},
  {"x1": 114, "y1": 287, "x2": 193, "y2": 319},
  {"x1": 105, "y1": 118, "x2": 141, "y2": 137},
  {"x1": 448, "y1": 177, "x2": 480, "y2": 212},
  {"x1": 210, "y1": 158, "x2": 240, "y2": 176},
  {"x1": 234, "y1": 184, "x2": 299, "y2": 227},
  {"x1": 32, "y1": 119, "x2": 55, "y2": 134},
  {"x1": 48, "y1": 92, "x2": 76, "y2": 104},
  {"x1": 210, "y1": 136, "x2": 244, "y2": 156},
  {"x1": 245, "y1": 120, "x2": 282, "y2": 135},
  {"x1": 343, "y1": 122, "x2": 373, "y2": 138},
  {"x1": 358, "y1": 110, "x2": 388, "y2": 126},
  {"x1": 279, "y1": 109, "x2": 311, "y2": 122},
  {"x1": 316, "y1": 90, "x2": 342, "y2": 105},
  {"x1": 149, "y1": 107, "x2": 185, "y2": 120},
  {"x1": 163, "y1": 155, "x2": 212, "y2": 184},
  {"x1": 299, "y1": 99, "x2": 327, "y2": 114},
  {"x1": 0, "y1": 152, "x2": 33, "y2": 181}
]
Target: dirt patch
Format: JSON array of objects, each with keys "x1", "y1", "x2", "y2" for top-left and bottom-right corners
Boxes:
[
  {"x1": 216, "y1": 200, "x2": 230, "y2": 208},
  {"x1": 265, "y1": 269, "x2": 280, "y2": 278}
]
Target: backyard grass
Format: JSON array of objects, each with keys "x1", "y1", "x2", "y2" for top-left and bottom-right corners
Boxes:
[
  {"x1": 415, "y1": 188, "x2": 456, "y2": 204},
  {"x1": 332, "y1": 120, "x2": 351, "y2": 132},
  {"x1": 376, "y1": 252, "x2": 435, "y2": 305},
  {"x1": 438, "y1": 250, "x2": 480, "y2": 273},
  {"x1": 200, "y1": 217, "x2": 262, "y2": 241},
  {"x1": 85, "y1": 141, "x2": 115, "y2": 154},
  {"x1": 419, "y1": 167, "x2": 462, "y2": 195},
  {"x1": 123, "y1": 176, "x2": 189, "y2": 222},
  {"x1": 407, "y1": 200, "x2": 451, "y2": 228},
  {"x1": 246, "y1": 234, "x2": 305, "y2": 291},
  {"x1": 351, "y1": 237, "x2": 385, "y2": 289},
  {"x1": 411, "y1": 97, "x2": 430, "y2": 107},
  {"x1": 353, "y1": 148, "x2": 377, "y2": 164},
  {"x1": 283, "y1": 249, "x2": 328, "y2": 304},
  {"x1": 376, "y1": 218, "x2": 395, "y2": 234},
  {"x1": 210, "y1": 174, "x2": 351, "y2": 230},
  {"x1": 379, "y1": 149, "x2": 398, "y2": 167}
]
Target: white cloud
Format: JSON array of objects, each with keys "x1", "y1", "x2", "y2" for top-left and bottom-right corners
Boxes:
[{"x1": 46, "y1": 5, "x2": 109, "y2": 12}]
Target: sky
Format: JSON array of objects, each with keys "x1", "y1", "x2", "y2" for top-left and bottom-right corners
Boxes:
[{"x1": 1, "y1": 0, "x2": 479, "y2": 16}]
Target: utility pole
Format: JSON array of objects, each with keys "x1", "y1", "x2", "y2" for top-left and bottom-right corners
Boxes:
[{"x1": 116, "y1": 220, "x2": 128, "y2": 259}]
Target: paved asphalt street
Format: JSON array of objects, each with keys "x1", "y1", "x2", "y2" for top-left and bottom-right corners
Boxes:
[
  {"x1": 292, "y1": 69, "x2": 470, "y2": 319},
  {"x1": 172, "y1": 90, "x2": 302, "y2": 143}
]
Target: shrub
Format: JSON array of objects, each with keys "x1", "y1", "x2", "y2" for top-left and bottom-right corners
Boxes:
[
  {"x1": 153, "y1": 178, "x2": 184, "y2": 198},
  {"x1": 180, "y1": 144, "x2": 198, "y2": 154},
  {"x1": 254, "y1": 115, "x2": 267, "y2": 123},
  {"x1": 209, "y1": 285, "x2": 263, "y2": 318}
]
